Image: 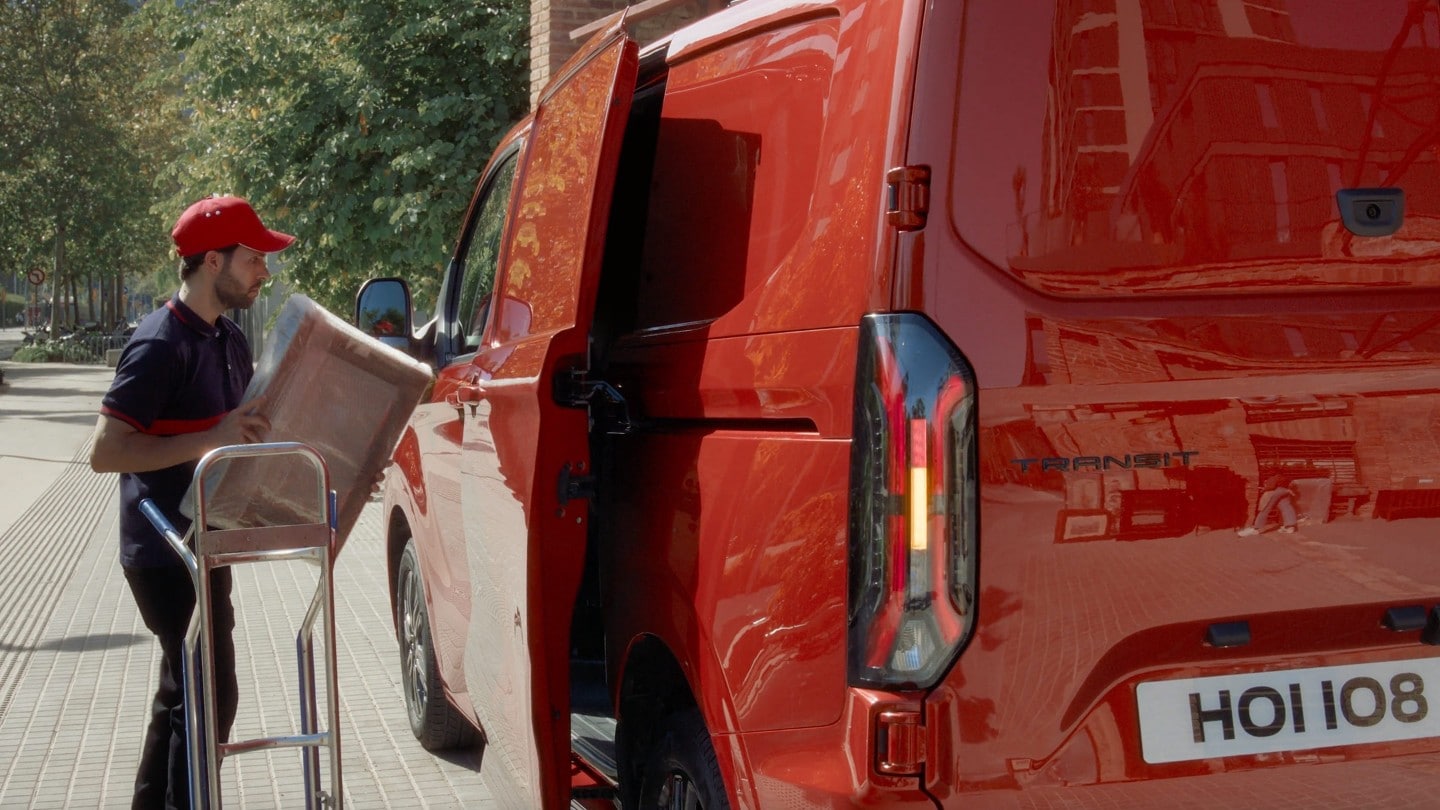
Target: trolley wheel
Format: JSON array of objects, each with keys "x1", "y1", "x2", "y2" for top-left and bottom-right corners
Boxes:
[
  {"x1": 397, "y1": 539, "x2": 475, "y2": 750},
  {"x1": 636, "y1": 708, "x2": 730, "y2": 810}
]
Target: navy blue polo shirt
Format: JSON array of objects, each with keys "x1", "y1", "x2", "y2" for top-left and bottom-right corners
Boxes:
[{"x1": 101, "y1": 296, "x2": 253, "y2": 568}]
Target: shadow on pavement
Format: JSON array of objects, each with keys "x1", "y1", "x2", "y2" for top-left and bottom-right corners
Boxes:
[
  {"x1": 0, "y1": 632, "x2": 148, "y2": 654},
  {"x1": 431, "y1": 741, "x2": 487, "y2": 773},
  {"x1": 1, "y1": 409, "x2": 102, "y2": 426}
]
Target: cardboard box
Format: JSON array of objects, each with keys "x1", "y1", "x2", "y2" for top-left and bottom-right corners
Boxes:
[{"x1": 183, "y1": 294, "x2": 431, "y2": 553}]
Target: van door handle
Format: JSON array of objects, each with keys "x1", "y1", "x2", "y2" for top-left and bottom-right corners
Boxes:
[{"x1": 446, "y1": 383, "x2": 481, "y2": 414}]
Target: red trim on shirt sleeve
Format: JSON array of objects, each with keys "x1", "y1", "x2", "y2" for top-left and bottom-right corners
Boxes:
[
  {"x1": 149, "y1": 413, "x2": 226, "y2": 436},
  {"x1": 100, "y1": 405, "x2": 226, "y2": 436},
  {"x1": 100, "y1": 405, "x2": 146, "y2": 432}
]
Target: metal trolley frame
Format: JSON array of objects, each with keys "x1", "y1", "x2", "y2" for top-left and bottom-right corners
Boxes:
[{"x1": 139, "y1": 441, "x2": 344, "y2": 810}]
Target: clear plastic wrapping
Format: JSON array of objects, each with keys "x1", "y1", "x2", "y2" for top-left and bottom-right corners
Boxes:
[{"x1": 182, "y1": 294, "x2": 432, "y2": 553}]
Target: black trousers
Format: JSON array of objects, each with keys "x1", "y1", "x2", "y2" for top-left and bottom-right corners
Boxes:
[{"x1": 124, "y1": 565, "x2": 237, "y2": 810}]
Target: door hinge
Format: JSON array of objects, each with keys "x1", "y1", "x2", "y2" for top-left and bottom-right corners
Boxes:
[
  {"x1": 555, "y1": 366, "x2": 634, "y2": 434},
  {"x1": 886, "y1": 165, "x2": 932, "y2": 231}
]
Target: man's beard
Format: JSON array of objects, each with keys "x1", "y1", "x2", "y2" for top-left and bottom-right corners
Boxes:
[{"x1": 215, "y1": 259, "x2": 261, "y2": 310}]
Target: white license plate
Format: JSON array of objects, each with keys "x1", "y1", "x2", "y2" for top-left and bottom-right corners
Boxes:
[{"x1": 1137, "y1": 657, "x2": 1440, "y2": 764}]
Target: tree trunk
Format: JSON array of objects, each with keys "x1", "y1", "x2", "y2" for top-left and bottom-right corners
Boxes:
[
  {"x1": 50, "y1": 220, "x2": 65, "y2": 335},
  {"x1": 68, "y1": 274, "x2": 79, "y2": 326}
]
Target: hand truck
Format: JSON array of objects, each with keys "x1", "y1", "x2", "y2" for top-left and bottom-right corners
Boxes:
[{"x1": 139, "y1": 441, "x2": 344, "y2": 809}]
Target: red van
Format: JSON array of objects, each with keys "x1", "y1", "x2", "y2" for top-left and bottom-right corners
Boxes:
[{"x1": 356, "y1": 0, "x2": 1440, "y2": 806}]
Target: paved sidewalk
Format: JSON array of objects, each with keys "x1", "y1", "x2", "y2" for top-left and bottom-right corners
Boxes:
[{"x1": 0, "y1": 357, "x2": 497, "y2": 808}]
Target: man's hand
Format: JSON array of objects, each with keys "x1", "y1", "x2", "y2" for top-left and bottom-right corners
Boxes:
[
  {"x1": 89, "y1": 393, "x2": 273, "y2": 475},
  {"x1": 369, "y1": 462, "x2": 391, "y2": 500},
  {"x1": 211, "y1": 394, "x2": 271, "y2": 447}
]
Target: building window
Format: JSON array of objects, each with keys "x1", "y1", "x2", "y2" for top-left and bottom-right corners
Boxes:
[
  {"x1": 1309, "y1": 86, "x2": 1329, "y2": 132},
  {"x1": 1283, "y1": 326, "x2": 1308, "y2": 357},
  {"x1": 1327, "y1": 161, "x2": 1344, "y2": 195},
  {"x1": 1256, "y1": 82, "x2": 1279, "y2": 129},
  {"x1": 1360, "y1": 92, "x2": 1386, "y2": 138},
  {"x1": 1270, "y1": 160, "x2": 1291, "y2": 243}
]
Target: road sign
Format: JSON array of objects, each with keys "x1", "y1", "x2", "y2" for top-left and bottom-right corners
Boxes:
[{"x1": 26, "y1": 268, "x2": 45, "y2": 286}]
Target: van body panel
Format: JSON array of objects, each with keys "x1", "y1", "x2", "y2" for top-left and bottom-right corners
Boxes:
[
  {"x1": 638, "y1": 5, "x2": 896, "y2": 337},
  {"x1": 914, "y1": 330, "x2": 1440, "y2": 797},
  {"x1": 920, "y1": 741, "x2": 1440, "y2": 809},
  {"x1": 400, "y1": 379, "x2": 470, "y2": 702},
  {"x1": 373, "y1": 0, "x2": 1440, "y2": 805},
  {"x1": 665, "y1": 0, "x2": 839, "y2": 64},
  {"x1": 386, "y1": 124, "x2": 535, "y2": 726},
  {"x1": 608, "y1": 328, "x2": 858, "y2": 434},
  {"x1": 604, "y1": 428, "x2": 851, "y2": 733},
  {"x1": 905, "y1": 0, "x2": 1440, "y2": 803},
  {"x1": 728, "y1": 709, "x2": 934, "y2": 809}
]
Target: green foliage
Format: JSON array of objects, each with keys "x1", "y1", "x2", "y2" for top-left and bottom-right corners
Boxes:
[
  {"x1": 11, "y1": 340, "x2": 101, "y2": 365},
  {"x1": 1, "y1": 0, "x2": 527, "y2": 322},
  {"x1": 145, "y1": 0, "x2": 530, "y2": 314},
  {"x1": 1, "y1": 293, "x2": 24, "y2": 325},
  {"x1": 0, "y1": 1, "x2": 178, "y2": 321}
]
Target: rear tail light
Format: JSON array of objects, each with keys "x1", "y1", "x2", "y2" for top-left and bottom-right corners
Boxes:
[{"x1": 848, "y1": 313, "x2": 978, "y2": 689}]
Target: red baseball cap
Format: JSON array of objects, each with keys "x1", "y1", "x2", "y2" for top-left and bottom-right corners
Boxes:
[{"x1": 171, "y1": 196, "x2": 295, "y2": 256}]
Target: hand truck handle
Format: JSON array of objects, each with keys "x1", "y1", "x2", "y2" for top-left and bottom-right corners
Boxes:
[{"x1": 138, "y1": 498, "x2": 199, "y2": 577}]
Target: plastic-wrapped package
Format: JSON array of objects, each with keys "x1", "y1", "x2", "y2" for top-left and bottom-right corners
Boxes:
[{"x1": 182, "y1": 294, "x2": 432, "y2": 553}]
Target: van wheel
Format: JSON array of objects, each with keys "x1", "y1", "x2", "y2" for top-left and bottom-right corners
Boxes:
[
  {"x1": 397, "y1": 540, "x2": 474, "y2": 750},
  {"x1": 637, "y1": 709, "x2": 730, "y2": 810}
]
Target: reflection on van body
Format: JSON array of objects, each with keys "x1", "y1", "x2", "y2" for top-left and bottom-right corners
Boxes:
[{"x1": 360, "y1": 0, "x2": 1440, "y2": 807}]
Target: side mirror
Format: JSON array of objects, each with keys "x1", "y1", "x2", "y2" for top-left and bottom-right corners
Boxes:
[{"x1": 355, "y1": 277, "x2": 414, "y2": 352}]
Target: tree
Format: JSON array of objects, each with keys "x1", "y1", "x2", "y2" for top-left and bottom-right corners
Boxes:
[
  {"x1": 144, "y1": 0, "x2": 530, "y2": 315},
  {"x1": 0, "y1": 0, "x2": 177, "y2": 330}
]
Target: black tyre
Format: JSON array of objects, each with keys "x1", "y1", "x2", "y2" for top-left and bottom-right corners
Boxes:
[
  {"x1": 637, "y1": 708, "x2": 731, "y2": 810},
  {"x1": 396, "y1": 540, "x2": 475, "y2": 750}
]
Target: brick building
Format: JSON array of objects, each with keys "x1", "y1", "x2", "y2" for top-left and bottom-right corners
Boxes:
[{"x1": 528, "y1": 0, "x2": 727, "y2": 105}]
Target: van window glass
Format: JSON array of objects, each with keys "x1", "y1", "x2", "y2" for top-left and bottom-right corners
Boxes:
[
  {"x1": 953, "y1": 0, "x2": 1440, "y2": 294},
  {"x1": 456, "y1": 151, "x2": 520, "y2": 351}
]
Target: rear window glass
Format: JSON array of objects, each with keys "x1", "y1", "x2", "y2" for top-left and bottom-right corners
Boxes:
[{"x1": 953, "y1": 1, "x2": 1440, "y2": 293}]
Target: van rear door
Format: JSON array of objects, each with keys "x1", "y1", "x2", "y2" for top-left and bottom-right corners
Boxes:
[
  {"x1": 906, "y1": 1, "x2": 1440, "y2": 804},
  {"x1": 455, "y1": 21, "x2": 637, "y2": 808}
]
